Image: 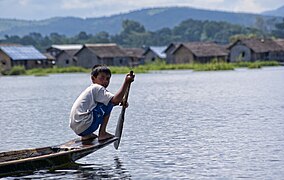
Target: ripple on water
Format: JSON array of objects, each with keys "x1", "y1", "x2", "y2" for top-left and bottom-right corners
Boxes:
[{"x1": 1, "y1": 68, "x2": 284, "y2": 179}]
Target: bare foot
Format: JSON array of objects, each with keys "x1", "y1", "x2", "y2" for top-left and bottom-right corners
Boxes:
[
  {"x1": 81, "y1": 133, "x2": 98, "y2": 141},
  {"x1": 98, "y1": 132, "x2": 114, "y2": 141}
]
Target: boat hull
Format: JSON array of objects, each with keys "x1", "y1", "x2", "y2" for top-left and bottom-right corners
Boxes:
[{"x1": 0, "y1": 137, "x2": 117, "y2": 177}]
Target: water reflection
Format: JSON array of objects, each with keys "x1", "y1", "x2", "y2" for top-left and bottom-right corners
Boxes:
[
  {"x1": 5, "y1": 157, "x2": 131, "y2": 179},
  {"x1": 113, "y1": 156, "x2": 132, "y2": 179},
  {"x1": 71, "y1": 157, "x2": 131, "y2": 179}
]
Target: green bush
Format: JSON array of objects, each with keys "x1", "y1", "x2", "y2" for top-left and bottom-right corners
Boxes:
[
  {"x1": 26, "y1": 66, "x2": 89, "y2": 75},
  {"x1": 248, "y1": 63, "x2": 262, "y2": 69},
  {"x1": 233, "y1": 61, "x2": 251, "y2": 67},
  {"x1": 8, "y1": 66, "x2": 26, "y2": 75},
  {"x1": 233, "y1": 60, "x2": 279, "y2": 68},
  {"x1": 194, "y1": 62, "x2": 234, "y2": 71},
  {"x1": 257, "y1": 60, "x2": 279, "y2": 66}
]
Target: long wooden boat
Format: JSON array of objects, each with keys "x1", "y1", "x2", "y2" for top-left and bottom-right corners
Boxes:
[{"x1": 0, "y1": 137, "x2": 118, "y2": 177}]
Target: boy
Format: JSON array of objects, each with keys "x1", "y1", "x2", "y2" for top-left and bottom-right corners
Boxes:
[{"x1": 69, "y1": 65, "x2": 135, "y2": 141}]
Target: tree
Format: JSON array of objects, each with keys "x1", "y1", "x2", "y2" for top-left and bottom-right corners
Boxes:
[
  {"x1": 2, "y1": 35, "x2": 21, "y2": 44},
  {"x1": 229, "y1": 34, "x2": 258, "y2": 43},
  {"x1": 151, "y1": 28, "x2": 173, "y2": 45},
  {"x1": 0, "y1": 17, "x2": 270, "y2": 50},
  {"x1": 49, "y1": 32, "x2": 69, "y2": 44},
  {"x1": 254, "y1": 16, "x2": 268, "y2": 33},
  {"x1": 272, "y1": 18, "x2": 284, "y2": 38},
  {"x1": 172, "y1": 19, "x2": 203, "y2": 41},
  {"x1": 77, "y1": 31, "x2": 90, "y2": 40},
  {"x1": 90, "y1": 31, "x2": 110, "y2": 43},
  {"x1": 114, "y1": 20, "x2": 149, "y2": 47},
  {"x1": 121, "y1": 20, "x2": 146, "y2": 34}
]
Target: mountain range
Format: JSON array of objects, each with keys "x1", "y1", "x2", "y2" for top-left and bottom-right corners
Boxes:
[
  {"x1": 0, "y1": 6, "x2": 283, "y2": 38},
  {"x1": 262, "y1": 5, "x2": 284, "y2": 16}
]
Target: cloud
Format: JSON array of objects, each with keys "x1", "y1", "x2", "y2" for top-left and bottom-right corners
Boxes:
[
  {"x1": 61, "y1": 0, "x2": 95, "y2": 9},
  {"x1": 19, "y1": 0, "x2": 30, "y2": 6},
  {"x1": 230, "y1": 0, "x2": 266, "y2": 13}
]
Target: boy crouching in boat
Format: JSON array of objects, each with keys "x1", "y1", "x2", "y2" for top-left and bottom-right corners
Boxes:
[{"x1": 69, "y1": 65, "x2": 135, "y2": 141}]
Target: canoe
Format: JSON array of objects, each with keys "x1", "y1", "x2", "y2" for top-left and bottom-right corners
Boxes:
[{"x1": 0, "y1": 136, "x2": 118, "y2": 177}]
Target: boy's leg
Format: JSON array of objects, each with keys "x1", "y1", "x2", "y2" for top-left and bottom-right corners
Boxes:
[
  {"x1": 98, "y1": 114, "x2": 115, "y2": 141},
  {"x1": 79, "y1": 103, "x2": 106, "y2": 141},
  {"x1": 98, "y1": 101, "x2": 115, "y2": 141}
]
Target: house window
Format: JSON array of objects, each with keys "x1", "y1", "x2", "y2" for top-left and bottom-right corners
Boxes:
[
  {"x1": 65, "y1": 59, "x2": 69, "y2": 64},
  {"x1": 1, "y1": 60, "x2": 6, "y2": 65},
  {"x1": 264, "y1": 52, "x2": 269, "y2": 60},
  {"x1": 237, "y1": 52, "x2": 245, "y2": 62},
  {"x1": 119, "y1": 59, "x2": 123, "y2": 64}
]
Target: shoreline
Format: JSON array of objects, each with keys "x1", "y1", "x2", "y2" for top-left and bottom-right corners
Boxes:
[{"x1": 0, "y1": 61, "x2": 281, "y2": 76}]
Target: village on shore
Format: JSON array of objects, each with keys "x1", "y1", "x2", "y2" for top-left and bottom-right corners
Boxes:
[{"x1": 1, "y1": 38, "x2": 284, "y2": 74}]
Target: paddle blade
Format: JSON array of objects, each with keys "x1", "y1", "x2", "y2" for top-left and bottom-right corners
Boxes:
[
  {"x1": 114, "y1": 70, "x2": 133, "y2": 150},
  {"x1": 114, "y1": 112, "x2": 125, "y2": 149}
]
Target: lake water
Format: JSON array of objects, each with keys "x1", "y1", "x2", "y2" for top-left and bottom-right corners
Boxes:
[{"x1": 0, "y1": 67, "x2": 284, "y2": 179}]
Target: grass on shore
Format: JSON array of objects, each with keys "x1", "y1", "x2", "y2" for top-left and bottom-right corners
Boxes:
[{"x1": 1, "y1": 60, "x2": 280, "y2": 76}]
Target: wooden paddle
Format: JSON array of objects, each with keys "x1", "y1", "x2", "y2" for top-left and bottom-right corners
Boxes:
[{"x1": 114, "y1": 71, "x2": 134, "y2": 149}]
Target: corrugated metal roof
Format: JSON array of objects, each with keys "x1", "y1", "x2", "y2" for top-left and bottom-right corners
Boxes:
[
  {"x1": 145, "y1": 46, "x2": 167, "y2": 58},
  {"x1": 0, "y1": 46, "x2": 46, "y2": 60},
  {"x1": 50, "y1": 44, "x2": 83, "y2": 50}
]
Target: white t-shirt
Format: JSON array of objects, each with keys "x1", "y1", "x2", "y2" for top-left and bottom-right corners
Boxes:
[{"x1": 69, "y1": 83, "x2": 114, "y2": 135}]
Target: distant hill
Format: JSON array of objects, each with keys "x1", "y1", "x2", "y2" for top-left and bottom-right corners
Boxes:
[
  {"x1": 262, "y1": 5, "x2": 284, "y2": 17},
  {"x1": 0, "y1": 6, "x2": 282, "y2": 38}
]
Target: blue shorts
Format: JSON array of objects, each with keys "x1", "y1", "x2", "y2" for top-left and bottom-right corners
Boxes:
[{"x1": 79, "y1": 101, "x2": 114, "y2": 136}]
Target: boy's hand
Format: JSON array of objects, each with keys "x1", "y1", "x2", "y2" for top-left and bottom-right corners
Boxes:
[
  {"x1": 120, "y1": 102, "x2": 129, "y2": 108},
  {"x1": 125, "y1": 71, "x2": 135, "y2": 84}
]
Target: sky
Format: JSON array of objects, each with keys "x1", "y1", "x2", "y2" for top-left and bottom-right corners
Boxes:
[{"x1": 0, "y1": 0, "x2": 283, "y2": 20}]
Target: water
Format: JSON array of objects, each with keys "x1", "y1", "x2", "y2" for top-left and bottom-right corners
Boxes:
[{"x1": 0, "y1": 67, "x2": 284, "y2": 179}]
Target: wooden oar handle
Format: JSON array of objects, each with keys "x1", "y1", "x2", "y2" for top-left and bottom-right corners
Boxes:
[{"x1": 122, "y1": 71, "x2": 134, "y2": 108}]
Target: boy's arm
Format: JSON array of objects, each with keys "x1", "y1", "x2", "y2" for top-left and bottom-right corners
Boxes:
[{"x1": 111, "y1": 73, "x2": 134, "y2": 105}]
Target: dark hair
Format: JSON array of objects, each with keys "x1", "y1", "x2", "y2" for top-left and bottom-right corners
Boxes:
[{"x1": 91, "y1": 64, "x2": 111, "y2": 77}]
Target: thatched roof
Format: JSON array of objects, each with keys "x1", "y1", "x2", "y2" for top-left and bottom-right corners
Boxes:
[
  {"x1": 229, "y1": 38, "x2": 283, "y2": 53},
  {"x1": 174, "y1": 42, "x2": 228, "y2": 57},
  {"x1": 123, "y1": 48, "x2": 144, "y2": 58},
  {"x1": 275, "y1": 39, "x2": 284, "y2": 49},
  {"x1": 84, "y1": 44, "x2": 126, "y2": 58},
  {"x1": 58, "y1": 49, "x2": 80, "y2": 57},
  {"x1": 43, "y1": 53, "x2": 55, "y2": 60},
  {"x1": 164, "y1": 42, "x2": 182, "y2": 53}
]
